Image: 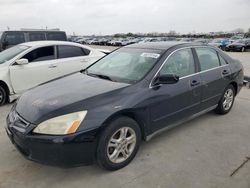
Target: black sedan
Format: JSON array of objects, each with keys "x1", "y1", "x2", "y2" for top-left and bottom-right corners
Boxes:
[
  {"x1": 6, "y1": 42, "x2": 244, "y2": 170},
  {"x1": 225, "y1": 39, "x2": 250, "y2": 52}
]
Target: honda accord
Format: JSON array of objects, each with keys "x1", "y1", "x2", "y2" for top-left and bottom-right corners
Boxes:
[{"x1": 6, "y1": 42, "x2": 244, "y2": 170}]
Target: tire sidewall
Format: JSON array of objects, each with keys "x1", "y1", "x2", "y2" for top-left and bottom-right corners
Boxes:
[
  {"x1": 97, "y1": 117, "x2": 141, "y2": 170},
  {"x1": 0, "y1": 86, "x2": 6, "y2": 105}
]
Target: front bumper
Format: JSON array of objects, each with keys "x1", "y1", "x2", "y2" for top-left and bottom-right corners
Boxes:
[{"x1": 6, "y1": 113, "x2": 99, "y2": 167}]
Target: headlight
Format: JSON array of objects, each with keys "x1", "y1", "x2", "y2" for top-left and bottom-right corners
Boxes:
[{"x1": 33, "y1": 111, "x2": 87, "y2": 135}]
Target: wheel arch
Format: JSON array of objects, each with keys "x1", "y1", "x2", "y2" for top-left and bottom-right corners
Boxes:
[
  {"x1": 229, "y1": 81, "x2": 238, "y2": 95},
  {"x1": 101, "y1": 110, "x2": 148, "y2": 141}
]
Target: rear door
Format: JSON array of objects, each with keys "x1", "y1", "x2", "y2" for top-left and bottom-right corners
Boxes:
[
  {"x1": 194, "y1": 47, "x2": 231, "y2": 110},
  {"x1": 9, "y1": 46, "x2": 60, "y2": 93},
  {"x1": 56, "y1": 45, "x2": 98, "y2": 76},
  {"x1": 149, "y1": 48, "x2": 202, "y2": 131}
]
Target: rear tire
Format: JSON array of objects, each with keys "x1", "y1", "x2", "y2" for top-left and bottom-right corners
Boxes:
[
  {"x1": 97, "y1": 117, "x2": 141, "y2": 171},
  {"x1": 215, "y1": 85, "x2": 235, "y2": 114},
  {"x1": 0, "y1": 85, "x2": 7, "y2": 106}
]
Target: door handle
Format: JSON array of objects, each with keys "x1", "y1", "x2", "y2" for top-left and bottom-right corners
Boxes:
[
  {"x1": 222, "y1": 70, "x2": 230, "y2": 75},
  {"x1": 190, "y1": 80, "x2": 200, "y2": 87},
  {"x1": 48, "y1": 64, "x2": 57, "y2": 68}
]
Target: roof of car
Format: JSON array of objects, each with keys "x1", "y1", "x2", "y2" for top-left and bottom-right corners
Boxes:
[
  {"x1": 19, "y1": 41, "x2": 82, "y2": 47},
  {"x1": 125, "y1": 41, "x2": 204, "y2": 50}
]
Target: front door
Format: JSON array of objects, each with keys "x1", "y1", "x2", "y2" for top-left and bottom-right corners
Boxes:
[
  {"x1": 149, "y1": 48, "x2": 202, "y2": 132},
  {"x1": 10, "y1": 46, "x2": 60, "y2": 94}
]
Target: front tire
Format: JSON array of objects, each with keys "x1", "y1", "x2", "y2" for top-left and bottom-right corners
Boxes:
[
  {"x1": 215, "y1": 85, "x2": 235, "y2": 114},
  {"x1": 0, "y1": 85, "x2": 7, "y2": 106},
  {"x1": 97, "y1": 117, "x2": 141, "y2": 171}
]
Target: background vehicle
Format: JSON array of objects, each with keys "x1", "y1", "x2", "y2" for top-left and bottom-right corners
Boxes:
[
  {"x1": 229, "y1": 34, "x2": 244, "y2": 43},
  {"x1": 194, "y1": 38, "x2": 211, "y2": 44},
  {"x1": 6, "y1": 42, "x2": 243, "y2": 170},
  {"x1": 225, "y1": 38, "x2": 250, "y2": 52},
  {"x1": 179, "y1": 38, "x2": 196, "y2": 42},
  {"x1": 0, "y1": 41, "x2": 105, "y2": 105},
  {"x1": 0, "y1": 30, "x2": 67, "y2": 51},
  {"x1": 208, "y1": 38, "x2": 230, "y2": 50}
]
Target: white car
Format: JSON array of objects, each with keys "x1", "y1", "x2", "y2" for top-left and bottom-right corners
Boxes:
[{"x1": 0, "y1": 41, "x2": 105, "y2": 105}]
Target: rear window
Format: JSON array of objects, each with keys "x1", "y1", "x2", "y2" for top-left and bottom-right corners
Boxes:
[
  {"x1": 4, "y1": 32, "x2": 25, "y2": 45},
  {"x1": 29, "y1": 33, "x2": 46, "y2": 41},
  {"x1": 218, "y1": 55, "x2": 228, "y2": 65},
  {"x1": 57, "y1": 45, "x2": 87, "y2": 59},
  {"x1": 46, "y1": 32, "x2": 66, "y2": 41},
  {"x1": 195, "y1": 48, "x2": 220, "y2": 71}
]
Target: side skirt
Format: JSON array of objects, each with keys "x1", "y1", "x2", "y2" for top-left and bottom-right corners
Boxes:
[{"x1": 146, "y1": 105, "x2": 218, "y2": 141}]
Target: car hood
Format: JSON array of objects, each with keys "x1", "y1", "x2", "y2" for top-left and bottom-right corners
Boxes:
[{"x1": 16, "y1": 73, "x2": 129, "y2": 124}]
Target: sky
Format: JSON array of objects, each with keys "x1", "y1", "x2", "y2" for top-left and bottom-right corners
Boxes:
[{"x1": 0, "y1": 0, "x2": 249, "y2": 35}]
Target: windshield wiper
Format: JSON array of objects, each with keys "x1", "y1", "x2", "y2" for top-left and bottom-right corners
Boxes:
[{"x1": 86, "y1": 72, "x2": 114, "y2": 82}]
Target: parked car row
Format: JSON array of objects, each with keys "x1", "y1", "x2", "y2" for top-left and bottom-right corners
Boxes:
[
  {"x1": 70, "y1": 35, "x2": 250, "y2": 52},
  {"x1": 1, "y1": 30, "x2": 247, "y2": 52}
]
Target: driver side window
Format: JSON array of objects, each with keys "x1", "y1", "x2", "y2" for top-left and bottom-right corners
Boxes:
[
  {"x1": 22, "y1": 46, "x2": 55, "y2": 63},
  {"x1": 160, "y1": 48, "x2": 195, "y2": 78}
]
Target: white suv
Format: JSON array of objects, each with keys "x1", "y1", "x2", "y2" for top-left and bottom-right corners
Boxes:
[{"x1": 0, "y1": 41, "x2": 105, "y2": 105}]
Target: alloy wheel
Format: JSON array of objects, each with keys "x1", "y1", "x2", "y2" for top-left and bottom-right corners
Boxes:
[
  {"x1": 223, "y1": 88, "x2": 234, "y2": 111},
  {"x1": 107, "y1": 127, "x2": 136, "y2": 164}
]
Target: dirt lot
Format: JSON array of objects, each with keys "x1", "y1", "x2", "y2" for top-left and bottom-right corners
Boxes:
[{"x1": 0, "y1": 46, "x2": 250, "y2": 188}]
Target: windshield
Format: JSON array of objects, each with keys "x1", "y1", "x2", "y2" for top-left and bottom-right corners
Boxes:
[
  {"x1": 0, "y1": 45, "x2": 29, "y2": 64},
  {"x1": 86, "y1": 48, "x2": 163, "y2": 84}
]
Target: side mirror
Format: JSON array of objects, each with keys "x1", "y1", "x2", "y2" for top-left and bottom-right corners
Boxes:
[
  {"x1": 153, "y1": 74, "x2": 179, "y2": 85},
  {"x1": 16, "y1": 58, "x2": 29, "y2": 65}
]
